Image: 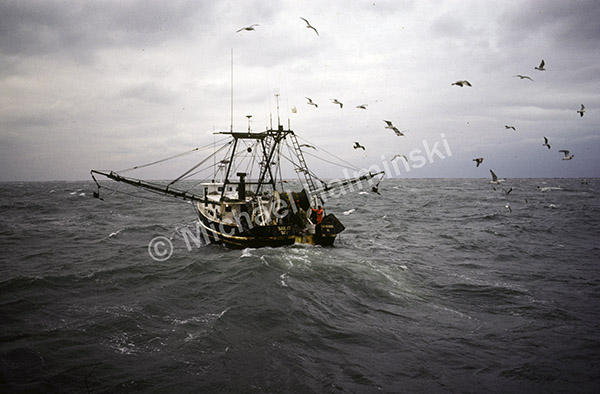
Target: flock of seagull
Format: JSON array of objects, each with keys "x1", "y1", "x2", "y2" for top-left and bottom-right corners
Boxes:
[
  {"x1": 237, "y1": 19, "x2": 587, "y2": 209},
  {"x1": 462, "y1": 59, "x2": 584, "y2": 190},
  {"x1": 238, "y1": 17, "x2": 412, "y2": 157},
  {"x1": 237, "y1": 17, "x2": 319, "y2": 35},
  {"x1": 460, "y1": 58, "x2": 586, "y2": 212}
]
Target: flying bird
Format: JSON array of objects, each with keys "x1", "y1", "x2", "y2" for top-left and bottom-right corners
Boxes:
[
  {"x1": 559, "y1": 150, "x2": 574, "y2": 160},
  {"x1": 503, "y1": 187, "x2": 513, "y2": 212},
  {"x1": 473, "y1": 157, "x2": 483, "y2": 167},
  {"x1": 505, "y1": 125, "x2": 516, "y2": 131},
  {"x1": 356, "y1": 104, "x2": 368, "y2": 110},
  {"x1": 577, "y1": 104, "x2": 585, "y2": 117},
  {"x1": 331, "y1": 99, "x2": 343, "y2": 108},
  {"x1": 489, "y1": 169, "x2": 505, "y2": 184},
  {"x1": 383, "y1": 120, "x2": 396, "y2": 128},
  {"x1": 383, "y1": 120, "x2": 405, "y2": 136},
  {"x1": 535, "y1": 59, "x2": 546, "y2": 71},
  {"x1": 543, "y1": 137, "x2": 551, "y2": 149},
  {"x1": 514, "y1": 75, "x2": 534, "y2": 81},
  {"x1": 451, "y1": 80, "x2": 472, "y2": 87},
  {"x1": 300, "y1": 17, "x2": 319, "y2": 36},
  {"x1": 236, "y1": 24, "x2": 259, "y2": 33},
  {"x1": 392, "y1": 154, "x2": 408, "y2": 162},
  {"x1": 299, "y1": 143, "x2": 316, "y2": 150},
  {"x1": 305, "y1": 97, "x2": 318, "y2": 108},
  {"x1": 353, "y1": 142, "x2": 365, "y2": 150}
]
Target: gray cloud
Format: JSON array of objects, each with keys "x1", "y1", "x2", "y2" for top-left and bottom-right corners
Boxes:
[
  {"x1": 500, "y1": 0, "x2": 600, "y2": 51},
  {"x1": 0, "y1": 0, "x2": 213, "y2": 58},
  {"x1": 0, "y1": 0, "x2": 598, "y2": 181}
]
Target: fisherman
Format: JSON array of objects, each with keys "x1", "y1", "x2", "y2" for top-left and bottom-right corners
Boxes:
[{"x1": 311, "y1": 205, "x2": 324, "y2": 224}]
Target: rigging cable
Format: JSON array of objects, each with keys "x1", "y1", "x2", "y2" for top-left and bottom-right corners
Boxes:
[
  {"x1": 168, "y1": 140, "x2": 233, "y2": 186},
  {"x1": 296, "y1": 134, "x2": 361, "y2": 171},
  {"x1": 117, "y1": 136, "x2": 230, "y2": 173}
]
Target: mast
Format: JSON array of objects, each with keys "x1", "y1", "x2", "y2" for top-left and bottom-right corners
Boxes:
[{"x1": 230, "y1": 48, "x2": 234, "y2": 133}]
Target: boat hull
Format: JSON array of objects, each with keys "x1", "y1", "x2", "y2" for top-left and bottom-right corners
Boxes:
[{"x1": 195, "y1": 208, "x2": 341, "y2": 248}]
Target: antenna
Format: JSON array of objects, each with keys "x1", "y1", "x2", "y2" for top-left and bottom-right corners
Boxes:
[
  {"x1": 212, "y1": 129, "x2": 216, "y2": 181},
  {"x1": 268, "y1": 92, "x2": 273, "y2": 129},
  {"x1": 285, "y1": 86, "x2": 292, "y2": 130},
  {"x1": 230, "y1": 48, "x2": 233, "y2": 132},
  {"x1": 275, "y1": 93, "x2": 281, "y2": 127},
  {"x1": 285, "y1": 89, "x2": 291, "y2": 130},
  {"x1": 246, "y1": 115, "x2": 252, "y2": 132}
]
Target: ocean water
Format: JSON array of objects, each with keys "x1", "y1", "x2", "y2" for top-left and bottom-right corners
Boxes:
[{"x1": 1, "y1": 178, "x2": 599, "y2": 393}]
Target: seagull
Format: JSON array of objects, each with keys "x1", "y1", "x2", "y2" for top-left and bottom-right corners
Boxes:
[
  {"x1": 534, "y1": 59, "x2": 545, "y2": 71},
  {"x1": 543, "y1": 137, "x2": 551, "y2": 149},
  {"x1": 559, "y1": 150, "x2": 574, "y2": 160},
  {"x1": 383, "y1": 120, "x2": 405, "y2": 136},
  {"x1": 236, "y1": 24, "x2": 259, "y2": 33},
  {"x1": 490, "y1": 169, "x2": 505, "y2": 184},
  {"x1": 514, "y1": 75, "x2": 534, "y2": 81},
  {"x1": 383, "y1": 119, "x2": 396, "y2": 128},
  {"x1": 371, "y1": 177, "x2": 383, "y2": 195},
  {"x1": 343, "y1": 208, "x2": 356, "y2": 216},
  {"x1": 505, "y1": 125, "x2": 516, "y2": 131},
  {"x1": 473, "y1": 157, "x2": 483, "y2": 167},
  {"x1": 392, "y1": 154, "x2": 408, "y2": 162},
  {"x1": 305, "y1": 97, "x2": 318, "y2": 108},
  {"x1": 353, "y1": 141, "x2": 365, "y2": 150},
  {"x1": 331, "y1": 99, "x2": 343, "y2": 108},
  {"x1": 300, "y1": 17, "x2": 319, "y2": 36},
  {"x1": 577, "y1": 104, "x2": 585, "y2": 117},
  {"x1": 392, "y1": 127, "x2": 408, "y2": 137},
  {"x1": 391, "y1": 127, "x2": 406, "y2": 136},
  {"x1": 451, "y1": 80, "x2": 472, "y2": 87},
  {"x1": 503, "y1": 187, "x2": 513, "y2": 213},
  {"x1": 299, "y1": 143, "x2": 316, "y2": 150},
  {"x1": 356, "y1": 104, "x2": 368, "y2": 110}
]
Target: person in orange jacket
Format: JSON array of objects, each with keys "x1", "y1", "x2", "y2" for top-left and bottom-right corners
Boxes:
[{"x1": 311, "y1": 205, "x2": 324, "y2": 224}]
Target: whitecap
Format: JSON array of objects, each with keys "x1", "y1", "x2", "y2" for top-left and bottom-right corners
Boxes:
[
  {"x1": 241, "y1": 248, "x2": 253, "y2": 258},
  {"x1": 279, "y1": 273, "x2": 288, "y2": 287},
  {"x1": 538, "y1": 186, "x2": 562, "y2": 192}
]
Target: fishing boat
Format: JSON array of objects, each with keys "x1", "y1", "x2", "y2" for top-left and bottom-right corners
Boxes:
[{"x1": 91, "y1": 96, "x2": 383, "y2": 249}]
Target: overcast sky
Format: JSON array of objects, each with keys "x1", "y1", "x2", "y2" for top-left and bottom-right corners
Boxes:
[{"x1": 1, "y1": 0, "x2": 599, "y2": 181}]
